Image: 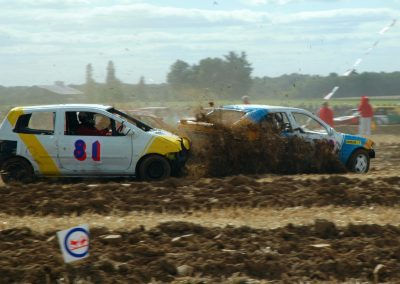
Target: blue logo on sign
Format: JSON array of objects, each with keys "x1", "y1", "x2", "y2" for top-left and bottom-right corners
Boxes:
[{"x1": 64, "y1": 227, "x2": 90, "y2": 258}]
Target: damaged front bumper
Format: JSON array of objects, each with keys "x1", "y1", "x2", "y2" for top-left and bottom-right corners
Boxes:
[{"x1": 170, "y1": 138, "x2": 191, "y2": 175}]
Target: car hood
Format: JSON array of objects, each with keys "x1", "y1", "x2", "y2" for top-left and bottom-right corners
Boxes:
[{"x1": 149, "y1": 129, "x2": 190, "y2": 150}]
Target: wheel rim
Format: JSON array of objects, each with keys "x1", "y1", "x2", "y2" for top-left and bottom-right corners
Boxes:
[
  {"x1": 147, "y1": 161, "x2": 164, "y2": 179},
  {"x1": 354, "y1": 154, "x2": 368, "y2": 173}
]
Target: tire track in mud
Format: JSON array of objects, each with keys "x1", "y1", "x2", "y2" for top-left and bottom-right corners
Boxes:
[
  {"x1": 1, "y1": 175, "x2": 399, "y2": 216},
  {"x1": 1, "y1": 221, "x2": 400, "y2": 283},
  {"x1": 2, "y1": 206, "x2": 400, "y2": 233}
]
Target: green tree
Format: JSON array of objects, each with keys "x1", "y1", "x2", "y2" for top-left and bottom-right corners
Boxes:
[
  {"x1": 104, "y1": 60, "x2": 124, "y2": 102},
  {"x1": 193, "y1": 57, "x2": 226, "y2": 93},
  {"x1": 166, "y1": 51, "x2": 253, "y2": 100},
  {"x1": 86, "y1": 63, "x2": 95, "y2": 85},
  {"x1": 84, "y1": 63, "x2": 96, "y2": 102},
  {"x1": 136, "y1": 75, "x2": 147, "y2": 100},
  {"x1": 106, "y1": 60, "x2": 118, "y2": 85},
  {"x1": 223, "y1": 51, "x2": 253, "y2": 98},
  {"x1": 167, "y1": 60, "x2": 194, "y2": 88}
]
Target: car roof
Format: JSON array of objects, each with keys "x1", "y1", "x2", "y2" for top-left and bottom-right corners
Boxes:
[
  {"x1": 221, "y1": 104, "x2": 304, "y2": 113},
  {"x1": 14, "y1": 104, "x2": 112, "y2": 112}
]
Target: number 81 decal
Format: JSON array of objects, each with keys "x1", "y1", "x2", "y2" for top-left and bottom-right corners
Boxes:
[{"x1": 74, "y1": 139, "x2": 101, "y2": 161}]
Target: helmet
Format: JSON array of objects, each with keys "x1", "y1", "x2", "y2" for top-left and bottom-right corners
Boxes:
[{"x1": 78, "y1": 112, "x2": 95, "y2": 126}]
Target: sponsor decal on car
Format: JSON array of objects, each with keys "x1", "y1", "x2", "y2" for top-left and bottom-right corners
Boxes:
[{"x1": 345, "y1": 139, "x2": 362, "y2": 145}]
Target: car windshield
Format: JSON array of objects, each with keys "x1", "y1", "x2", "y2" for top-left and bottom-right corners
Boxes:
[{"x1": 107, "y1": 108, "x2": 152, "y2": 132}]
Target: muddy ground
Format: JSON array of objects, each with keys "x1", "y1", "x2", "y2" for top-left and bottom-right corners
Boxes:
[
  {"x1": 1, "y1": 221, "x2": 400, "y2": 283},
  {"x1": 1, "y1": 135, "x2": 400, "y2": 283},
  {"x1": 1, "y1": 174, "x2": 399, "y2": 216},
  {"x1": 0, "y1": 142, "x2": 399, "y2": 216}
]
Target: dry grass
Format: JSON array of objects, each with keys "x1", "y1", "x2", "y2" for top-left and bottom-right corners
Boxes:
[
  {"x1": 1, "y1": 206, "x2": 400, "y2": 233},
  {"x1": 369, "y1": 134, "x2": 400, "y2": 145}
]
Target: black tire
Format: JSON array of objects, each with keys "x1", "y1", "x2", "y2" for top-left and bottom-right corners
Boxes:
[
  {"x1": 1, "y1": 157, "x2": 35, "y2": 184},
  {"x1": 347, "y1": 149, "x2": 370, "y2": 173},
  {"x1": 138, "y1": 155, "x2": 171, "y2": 181}
]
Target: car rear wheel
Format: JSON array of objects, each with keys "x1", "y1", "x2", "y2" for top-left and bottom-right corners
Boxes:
[
  {"x1": 347, "y1": 149, "x2": 370, "y2": 173},
  {"x1": 1, "y1": 157, "x2": 35, "y2": 183},
  {"x1": 138, "y1": 155, "x2": 171, "y2": 181}
]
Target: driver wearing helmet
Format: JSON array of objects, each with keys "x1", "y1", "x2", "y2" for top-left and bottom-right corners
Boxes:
[{"x1": 76, "y1": 112, "x2": 110, "y2": 136}]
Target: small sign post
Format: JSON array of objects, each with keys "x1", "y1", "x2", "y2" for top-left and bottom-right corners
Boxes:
[{"x1": 57, "y1": 225, "x2": 90, "y2": 263}]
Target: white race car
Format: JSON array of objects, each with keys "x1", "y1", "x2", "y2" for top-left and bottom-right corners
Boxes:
[{"x1": 0, "y1": 104, "x2": 190, "y2": 183}]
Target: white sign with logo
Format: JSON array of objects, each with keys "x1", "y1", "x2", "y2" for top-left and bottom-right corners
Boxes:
[{"x1": 57, "y1": 224, "x2": 90, "y2": 263}]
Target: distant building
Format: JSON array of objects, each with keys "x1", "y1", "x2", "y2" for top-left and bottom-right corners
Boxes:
[{"x1": 37, "y1": 81, "x2": 83, "y2": 96}]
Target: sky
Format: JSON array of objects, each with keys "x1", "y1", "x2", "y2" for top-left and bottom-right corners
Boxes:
[{"x1": 0, "y1": 0, "x2": 399, "y2": 86}]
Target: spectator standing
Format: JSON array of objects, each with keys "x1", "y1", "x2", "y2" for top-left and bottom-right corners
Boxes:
[
  {"x1": 318, "y1": 102, "x2": 334, "y2": 127},
  {"x1": 358, "y1": 96, "x2": 374, "y2": 135},
  {"x1": 242, "y1": 95, "x2": 250, "y2": 104}
]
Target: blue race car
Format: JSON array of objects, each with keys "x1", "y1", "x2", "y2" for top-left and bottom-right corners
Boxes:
[{"x1": 179, "y1": 104, "x2": 375, "y2": 173}]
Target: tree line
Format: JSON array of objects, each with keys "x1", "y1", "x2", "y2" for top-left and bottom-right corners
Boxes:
[
  {"x1": 0, "y1": 52, "x2": 399, "y2": 106},
  {"x1": 251, "y1": 71, "x2": 400, "y2": 100}
]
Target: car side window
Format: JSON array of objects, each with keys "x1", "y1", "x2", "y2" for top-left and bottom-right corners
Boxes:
[
  {"x1": 93, "y1": 113, "x2": 127, "y2": 136},
  {"x1": 65, "y1": 111, "x2": 125, "y2": 136},
  {"x1": 292, "y1": 112, "x2": 328, "y2": 134},
  {"x1": 14, "y1": 112, "x2": 55, "y2": 135},
  {"x1": 260, "y1": 112, "x2": 291, "y2": 133}
]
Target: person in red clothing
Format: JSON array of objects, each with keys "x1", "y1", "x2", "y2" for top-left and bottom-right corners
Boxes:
[
  {"x1": 318, "y1": 102, "x2": 334, "y2": 127},
  {"x1": 76, "y1": 112, "x2": 110, "y2": 136},
  {"x1": 358, "y1": 96, "x2": 374, "y2": 135}
]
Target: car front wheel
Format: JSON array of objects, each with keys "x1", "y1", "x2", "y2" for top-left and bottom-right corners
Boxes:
[
  {"x1": 347, "y1": 149, "x2": 370, "y2": 173},
  {"x1": 138, "y1": 155, "x2": 171, "y2": 181},
  {"x1": 1, "y1": 157, "x2": 35, "y2": 183}
]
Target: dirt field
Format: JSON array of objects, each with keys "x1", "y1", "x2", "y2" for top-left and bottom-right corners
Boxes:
[{"x1": 0, "y1": 134, "x2": 399, "y2": 283}]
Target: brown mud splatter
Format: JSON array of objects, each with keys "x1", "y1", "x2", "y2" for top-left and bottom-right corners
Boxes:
[{"x1": 187, "y1": 123, "x2": 345, "y2": 177}]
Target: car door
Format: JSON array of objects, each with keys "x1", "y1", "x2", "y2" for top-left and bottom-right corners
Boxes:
[{"x1": 57, "y1": 110, "x2": 133, "y2": 175}]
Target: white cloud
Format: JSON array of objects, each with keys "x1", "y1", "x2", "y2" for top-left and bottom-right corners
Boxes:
[
  {"x1": 1, "y1": 3, "x2": 398, "y2": 31},
  {"x1": 0, "y1": 1, "x2": 399, "y2": 85},
  {"x1": 243, "y1": 0, "x2": 267, "y2": 6},
  {"x1": 0, "y1": 0, "x2": 112, "y2": 6},
  {"x1": 242, "y1": 0, "x2": 302, "y2": 5}
]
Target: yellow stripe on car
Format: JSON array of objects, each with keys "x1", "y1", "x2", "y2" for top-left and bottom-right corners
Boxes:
[
  {"x1": 18, "y1": 134, "x2": 60, "y2": 175},
  {"x1": 7, "y1": 108, "x2": 60, "y2": 175},
  {"x1": 7, "y1": 107, "x2": 24, "y2": 127}
]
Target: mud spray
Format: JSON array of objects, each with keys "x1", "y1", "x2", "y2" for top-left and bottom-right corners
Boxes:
[{"x1": 187, "y1": 123, "x2": 346, "y2": 177}]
